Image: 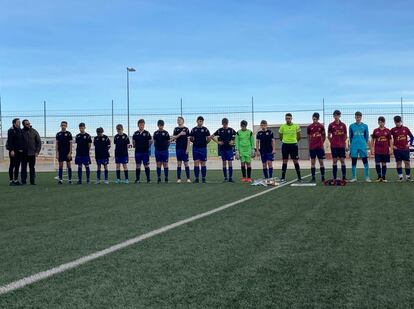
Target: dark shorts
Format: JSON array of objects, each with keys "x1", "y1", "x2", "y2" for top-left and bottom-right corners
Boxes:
[
  {"x1": 394, "y1": 149, "x2": 410, "y2": 162},
  {"x1": 331, "y1": 147, "x2": 346, "y2": 158},
  {"x1": 176, "y1": 149, "x2": 189, "y2": 162},
  {"x1": 75, "y1": 156, "x2": 91, "y2": 165},
  {"x1": 374, "y1": 154, "x2": 390, "y2": 163},
  {"x1": 155, "y1": 150, "x2": 169, "y2": 163},
  {"x1": 58, "y1": 153, "x2": 72, "y2": 162},
  {"x1": 282, "y1": 143, "x2": 299, "y2": 160},
  {"x1": 115, "y1": 156, "x2": 129, "y2": 164},
  {"x1": 135, "y1": 152, "x2": 150, "y2": 165},
  {"x1": 193, "y1": 147, "x2": 207, "y2": 161},
  {"x1": 96, "y1": 158, "x2": 109, "y2": 165},
  {"x1": 220, "y1": 149, "x2": 234, "y2": 161},
  {"x1": 260, "y1": 152, "x2": 274, "y2": 163},
  {"x1": 309, "y1": 148, "x2": 325, "y2": 160}
]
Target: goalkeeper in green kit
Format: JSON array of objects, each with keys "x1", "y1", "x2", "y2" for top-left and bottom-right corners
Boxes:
[{"x1": 235, "y1": 120, "x2": 255, "y2": 183}]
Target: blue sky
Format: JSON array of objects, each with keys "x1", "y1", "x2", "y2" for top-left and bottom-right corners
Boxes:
[{"x1": 1, "y1": 0, "x2": 414, "y2": 114}]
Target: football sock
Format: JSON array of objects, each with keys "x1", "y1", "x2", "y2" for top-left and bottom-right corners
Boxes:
[{"x1": 333, "y1": 164, "x2": 338, "y2": 179}]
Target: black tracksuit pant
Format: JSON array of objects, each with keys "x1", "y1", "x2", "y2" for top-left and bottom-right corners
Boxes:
[
  {"x1": 21, "y1": 154, "x2": 36, "y2": 184},
  {"x1": 9, "y1": 151, "x2": 23, "y2": 181}
]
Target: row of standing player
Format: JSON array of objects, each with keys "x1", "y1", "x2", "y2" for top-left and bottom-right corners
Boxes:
[
  {"x1": 310, "y1": 110, "x2": 414, "y2": 183},
  {"x1": 54, "y1": 110, "x2": 414, "y2": 184}
]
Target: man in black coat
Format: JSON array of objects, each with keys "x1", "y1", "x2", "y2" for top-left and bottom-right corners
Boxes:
[
  {"x1": 21, "y1": 119, "x2": 42, "y2": 185},
  {"x1": 6, "y1": 118, "x2": 24, "y2": 186}
]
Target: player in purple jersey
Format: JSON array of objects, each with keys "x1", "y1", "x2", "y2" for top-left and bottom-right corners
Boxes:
[
  {"x1": 55, "y1": 121, "x2": 73, "y2": 184},
  {"x1": 113, "y1": 124, "x2": 130, "y2": 184},
  {"x1": 172, "y1": 117, "x2": 191, "y2": 183}
]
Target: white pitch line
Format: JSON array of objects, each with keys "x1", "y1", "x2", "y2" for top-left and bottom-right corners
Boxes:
[{"x1": 0, "y1": 175, "x2": 310, "y2": 296}]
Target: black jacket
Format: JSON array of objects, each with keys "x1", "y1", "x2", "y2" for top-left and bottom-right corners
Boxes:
[
  {"x1": 22, "y1": 127, "x2": 42, "y2": 156},
  {"x1": 6, "y1": 126, "x2": 24, "y2": 152}
]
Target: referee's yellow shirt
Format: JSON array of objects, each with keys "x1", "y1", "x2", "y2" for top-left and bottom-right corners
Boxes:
[{"x1": 279, "y1": 123, "x2": 300, "y2": 144}]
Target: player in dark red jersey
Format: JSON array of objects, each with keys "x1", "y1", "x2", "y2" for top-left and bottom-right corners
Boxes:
[
  {"x1": 371, "y1": 116, "x2": 392, "y2": 182},
  {"x1": 327, "y1": 110, "x2": 347, "y2": 181},
  {"x1": 390, "y1": 115, "x2": 413, "y2": 181},
  {"x1": 307, "y1": 112, "x2": 326, "y2": 182}
]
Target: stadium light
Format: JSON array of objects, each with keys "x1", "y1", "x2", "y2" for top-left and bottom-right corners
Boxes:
[{"x1": 126, "y1": 67, "x2": 136, "y2": 136}]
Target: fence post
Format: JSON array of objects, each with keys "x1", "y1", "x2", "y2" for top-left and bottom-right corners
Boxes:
[
  {"x1": 251, "y1": 96, "x2": 254, "y2": 130},
  {"x1": 322, "y1": 98, "x2": 325, "y2": 126},
  {"x1": 43, "y1": 100, "x2": 47, "y2": 138},
  {"x1": 180, "y1": 98, "x2": 183, "y2": 117},
  {"x1": 111, "y1": 99, "x2": 114, "y2": 137},
  {"x1": 401, "y1": 97, "x2": 404, "y2": 120}
]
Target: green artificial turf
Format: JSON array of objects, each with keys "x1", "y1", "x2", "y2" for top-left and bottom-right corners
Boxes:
[{"x1": 1, "y1": 169, "x2": 414, "y2": 308}]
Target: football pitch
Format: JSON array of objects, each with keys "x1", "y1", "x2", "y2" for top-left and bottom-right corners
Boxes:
[{"x1": 1, "y1": 170, "x2": 414, "y2": 308}]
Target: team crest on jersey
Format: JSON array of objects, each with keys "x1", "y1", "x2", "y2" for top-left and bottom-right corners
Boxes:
[
  {"x1": 122, "y1": 135, "x2": 125, "y2": 139},
  {"x1": 266, "y1": 132, "x2": 269, "y2": 135},
  {"x1": 83, "y1": 135, "x2": 87, "y2": 139},
  {"x1": 65, "y1": 133, "x2": 68, "y2": 136},
  {"x1": 201, "y1": 129, "x2": 204, "y2": 132}
]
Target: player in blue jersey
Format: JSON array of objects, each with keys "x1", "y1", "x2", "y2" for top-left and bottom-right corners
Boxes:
[
  {"x1": 189, "y1": 116, "x2": 211, "y2": 183},
  {"x1": 349, "y1": 111, "x2": 371, "y2": 182},
  {"x1": 94, "y1": 127, "x2": 111, "y2": 184},
  {"x1": 55, "y1": 121, "x2": 73, "y2": 184},
  {"x1": 113, "y1": 124, "x2": 130, "y2": 184},
  {"x1": 172, "y1": 117, "x2": 191, "y2": 183},
  {"x1": 133, "y1": 119, "x2": 152, "y2": 183},
  {"x1": 211, "y1": 118, "x2": 236, "y2": 182},
  {"x1": 256, "y1": 120, "x2": 276, "y2": 179},
  {"x1": 75, "y1": 123, "x2": 92, "y2": 184},
  {"x1": 153, "y1": 120, "x2": 170, "y2": 184}
]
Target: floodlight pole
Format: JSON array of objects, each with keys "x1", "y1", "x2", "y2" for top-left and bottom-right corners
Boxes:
[{"x1": 251, "y1": 96, "x2": 254, "y2": 130}]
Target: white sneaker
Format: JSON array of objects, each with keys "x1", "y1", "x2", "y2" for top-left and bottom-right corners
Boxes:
[
  {"x1": 104, "y1": 180, "x2": 109, "y2": 184},
  {"x1": 115, "y1": 179, "x2": 121, "y2": 184},
  {"x1": 365, "y1": 178, "x2": 372, "y2": 182},
  {"x1": 124, "y1": 179, "x2": 129, "y2": 184},
  {"x1": 407, "y1": 176, "x2": 413, "y2": 182},
  {"x1": 349, "y1": 178, "x2": 357, "y2": 183},
  {"x1": 95, "y1": 180, "x2": 101, "y2": 184},
  {"x1": 399, "y1": 176, "x2": 404, "y2": 182},
  {"x1": 177, "y1": 179, "x2": 182, "y2": 184},
  {"x1": 187, "y1": 179, "x2": 192, "y2": 183}
]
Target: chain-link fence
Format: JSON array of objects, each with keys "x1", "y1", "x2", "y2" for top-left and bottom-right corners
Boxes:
[{"x1": 1, "y1": 98, "x2": 413, "y2": 161}]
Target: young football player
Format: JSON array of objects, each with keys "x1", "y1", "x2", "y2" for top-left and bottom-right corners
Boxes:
[
  {"x1": 75, "y1": 123, "x2": 92, "y2": 184},
  {"x1": 211, "y1": 118, "x2": 237, "y2": 182},
  {"x1": 371, "y1": 117, "x2": 391, "y2": 182},
  {"x1": 235, "y1": 120, "x2": 255, "y2": 183},
  {"x1": 94, "y1": 127, "x2": 111, "y2": 184},
  {"x1": 391, "y1": 115, "x2": 413, "y2": 181},
  {"x1": 56, "y1": 121, "x2": 73, "y2": 184},
  {"x1": 256, "y1": 120, "x2": 276, "y2": 179},
  {"x1": 153, "y1": 120, "x2": 170, "y2": 183},
  {"x1": 172, "y1": 117, "x2": 191, "y2": 183},
  {"x1": 349, "y1": 112, "x2": 370, "y2": 182},
  {"x1": 279, "y1": 113, "x2": 302, "y2": 181},
  {"x1": 328, "y1": 110, "x2": 347, "y2": 181},
  {"x1": 113, "y1": 124, "x2": 130, "y2": 184},
  {"x1": 307, "y1": 113, "x2": 326, "y2": 182},
  {"x1": 133, "y1": 119, "x2": 152, "y2": 183},
  {"x1": 189, "y1": 116, "x2": 211, "y2": 183}
]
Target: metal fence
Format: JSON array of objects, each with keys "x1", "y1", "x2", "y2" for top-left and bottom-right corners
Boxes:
[{"x1": 1, "y1": 98, "x2": 413, "y2": 160}]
